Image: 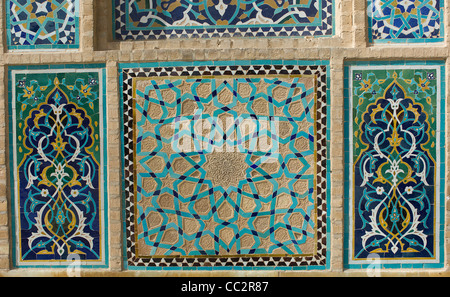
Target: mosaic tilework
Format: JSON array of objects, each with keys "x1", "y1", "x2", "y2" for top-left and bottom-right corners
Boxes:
[
  {"x1": 368, "y1": 0, "x2": 444, "y2": 43},
  {"x1": 344, "y1": 62, "x2": 445, "y2": 269},
  {"x1": 8, "y1": 65, "x2": 108, "y2": 267},
  {"x1": 120, "y1": 61, "x2": 330, "y2": 270},
  {"x1": 6, "y1": 0, "x2": 80, "y2": 50},
  {"x1": 114, "y1": 0, "x2": 334, "y2": 40}
]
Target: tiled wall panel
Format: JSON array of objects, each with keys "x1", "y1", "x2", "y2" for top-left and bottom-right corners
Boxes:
[
  {"x1": 368, "y1": 0, "x2": 444, "y2": 44},
  {"x1": 113, "y1": 0, "x2": 334, "y2": 40},
  {"x1": 6, "y1": 0, "x2": 80, "y2": 50},
  {"x1": 120, "y1": 61, "x2": 330, "y2": 270},
  {"x1": 344, "y1": 61, "x2": 446, "y2": 269},
  {"x1": 8, "y1": 65, "x2": 108, "y2": 268}
]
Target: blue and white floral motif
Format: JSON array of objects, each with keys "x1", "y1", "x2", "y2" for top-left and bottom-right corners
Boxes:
[
  {"x1": 345, "y1": 62, "x2": 446, "y2": 269},
  {"x1": 9, "y1": 67, "x2": 108, "y2": 268},
  {"x1": 369, "y1": 0, "x2": 443, "y2": 43},
  {"x1": 114, "y1": 0, "x2": 334, "y2": 40}
]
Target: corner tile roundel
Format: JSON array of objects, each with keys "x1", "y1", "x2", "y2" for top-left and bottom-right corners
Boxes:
[
  {"x1": 120, "y1": 61, "x2": 330, "y2": 269},
  {"x1": 114, "y1": 0, "x2": 334, "y2": 40},
  {"x1": 9, "y1": 66, "x2": 108, "y2": 267}
]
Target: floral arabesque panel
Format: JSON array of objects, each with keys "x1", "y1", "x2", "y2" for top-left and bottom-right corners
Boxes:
[
  {"x1": 345, "y1": 62, "x2": 445, "y2": 268},
  {"x1": 120, "y1": 61, "x2": 330, "y2": 270},
  {"x1": 7, "y1": 0, "x2": 79, "y2": 50},
  {"x1": 9, "y1": 66, "x2": 108, "y2": 267},
  {"x1": 114, "y1": 0, "x2": 334, "y2": 40},
  {"x1": 368, "y1": 0, "x2": 444, "y2": 43}
]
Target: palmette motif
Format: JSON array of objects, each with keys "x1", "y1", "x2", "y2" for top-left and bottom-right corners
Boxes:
[
  {"x1": 352, "y1": 69, "x2": 438, "y2": 260},
  {"x1": 7, "y1": 0, "x2": 79, "y2": 49},
  {"x1": 369, "y1": 0, "x2": 443, "y2": 42},
  {"x1": 12, "y1": 70, "x2": 105, "y2": 265},
  {"x1": 121, "y1": 62, "x2": 329, "y2": 269}
]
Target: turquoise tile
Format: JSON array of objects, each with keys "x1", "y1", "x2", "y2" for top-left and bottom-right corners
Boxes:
[
  {"x1": 6, "y1": 1, "x2": 80, "y2": 50},
  {"x1": 382, "y1": 264, "x2": 401, "y2": 269},
  {"x1": 9, "y1": 64, "x2": 108, "y2": 268},
  {"x1": 344, "y1": 61, "x2": 445, "y2": 269},
  {"x1": 119, "y1": 60, "x2": 330, "y2": 270},
  {"x1": 114, "y1": 0, "x2": 333, "y2": 40}
]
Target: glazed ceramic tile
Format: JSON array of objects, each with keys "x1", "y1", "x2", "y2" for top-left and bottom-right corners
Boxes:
[
  {"x1": 9, "y1": 65, "x2": 108, "y2": 267},
  {"x1": 120, "y1": 61, "x2": 330, "y2": 270},
  {"x1": 114, "y1": 0, "x2": 334, "y2": 40},
  {"x1": 345, "y1": 62, "x2": 445, "y2": 268},
  {"x1": 368, "y1": 0, "x2": 444, "y2": 43},
  {"x1": 6, "y1": 0, "x2": 79, "y2": 50}
]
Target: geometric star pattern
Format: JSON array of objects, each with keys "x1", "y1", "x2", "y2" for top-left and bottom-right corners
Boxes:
[
  {"x1": 344, "y1": 61, "x2": 446, "y2": 269},
  {"x1": 114, "y1": 0, "x2": 334, "y2": 40},
  {"x1": 369, "y1": 0, "x2": 444, "y2": 43}
]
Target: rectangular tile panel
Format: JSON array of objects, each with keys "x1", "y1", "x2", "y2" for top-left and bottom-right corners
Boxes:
[
  {"x1": 345, "y1": 62, "x2": 445, "y2": 269},
  {"x1": 9, "y1": 65, "x2": 107, "y2": 268},
  {"x1": 114, "y1": 0, "x2": 334, "y2": 40},
  {"x1": 120, "y1": 61, "x2": 330, "y2": 270}
]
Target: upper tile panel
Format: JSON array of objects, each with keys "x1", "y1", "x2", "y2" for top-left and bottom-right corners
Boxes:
[
  {"x1": 368, "y1": 0, "x2": 444, "y2": 44},
  {"x1": 6, "y1": 0, "x2": 80, "y2": 50},
  {"x1": 113, "y1": 0, "x2": 334, "y2": 40}
]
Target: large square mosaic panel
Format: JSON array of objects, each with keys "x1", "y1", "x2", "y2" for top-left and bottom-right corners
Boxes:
[
  {"x1": 120, "y1": 61, "x2": 330, "y2": 270},
  {"x1": 6, "y1": 0, "x2": 80, "y2": 50},
  {"x1": 344, "y1": 61, "x2": 445, "y2": 269},
  {"x1": 114, "y1": 0, "x2": 334, "y2": 40},
  {"x1": 368, "y1": 0, "x2": 444, "y2": 43},
  {"x1": 8, "y1": 65, "x2": 108, "y2": 268}
]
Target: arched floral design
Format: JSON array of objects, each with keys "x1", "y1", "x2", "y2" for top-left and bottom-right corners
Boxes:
[{"x1": 353, "y1": 69, "x2": 438, "y2": 260}]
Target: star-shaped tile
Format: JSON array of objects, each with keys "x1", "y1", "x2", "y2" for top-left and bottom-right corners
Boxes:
[
  {"x1": 181, "y1": 238, "x2": 197, "y2": 255},
  {"x1": 258, "y1": 235, "x2": 273, "y2": 251},
  {"x1": 275, "y1": 173, "x2": 292, "y2": 191},
  {"x1": 254, "y1": 79, "x2": 271, "y2": 95},
  {"x1": 178, "y1": 81, "x2": 194, "y2": 97},
  {"x1": 137, "y1": 195, "x2": 153, "y2": 211},
  {"x1": 159, "y1": 175, "x2": 178, "y2": 190},
  {"x1": 203, "y1": 216, "x2": 220, "y2": 233},
  {"x1": 35, "y1": 1, "x2": 51, "y2": 14}
]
